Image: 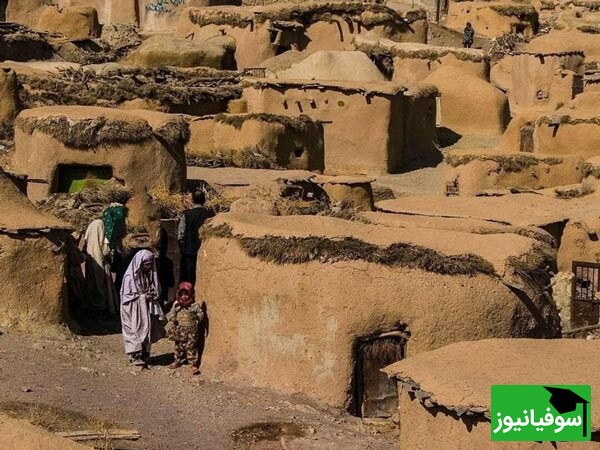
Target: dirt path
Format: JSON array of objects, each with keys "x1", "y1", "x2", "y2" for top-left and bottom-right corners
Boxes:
[{"x1": 0, "y1": 330, "x2": 398, "y2": 450}]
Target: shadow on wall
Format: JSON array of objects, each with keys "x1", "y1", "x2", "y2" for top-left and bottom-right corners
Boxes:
[{"x1": 438, "y1": 127, "x2": 463, "y2": 148}]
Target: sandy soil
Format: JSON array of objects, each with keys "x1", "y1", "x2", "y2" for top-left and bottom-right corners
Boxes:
[{"x1": 0, "y1": 329, "x2": 397, "y2": 450}]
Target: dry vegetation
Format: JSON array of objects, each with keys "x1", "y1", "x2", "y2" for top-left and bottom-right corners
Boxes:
[
  {"x1": 189, "y1": 2, "x2": 423, "y2": 29},
  {"x1": 38, "y1": 180, "x2": 130, "y2": 232},
  {"x1": 214, "y1": 113, "x2": 316, "y2": 133},
  {"x1": 445, "y1": 153, "x2": 562, "y2": 172},
  {"x1": 155, "y1": 118, "x2": 191, "y2": 146},
  {"x1": 232, "y1": 422, "x2": 305, "y2": 449},
  {"x1": 0, "y1": 23, "x2": 53, "y2": 60},
  {"x1": 490, "y1": 4, "x2": 539, "y2": 21},
  {"x1": 354, "y1": 39, "x2": 487, "y2": 63},
  {"x1": 18, "y1": 68, "x2": 242, "y2": 110},
  {"x1": 148, "y1": 187, "x2": 193, "y2": 219},
  {"x1": 555, "y1": 184, "x2": 595, "y2": 199},
  {"x1": 583, "y1": 161, "x2": 600, "y2": 178},
  {"x1": 202, "y1": 223, "x2": 496, "y2": 275},
  {"x1": 538, "y1": 115, "x2": 600, "y2": 126},
  {"x1": 188, "y1": 146, "x2": 279, "y2": 169},
  {"x1": 16, "y1": 116, "x2": 153, "y2": 149},
  {"x1": 360, "y1": 338, "x2": 404, "y2": 364}
]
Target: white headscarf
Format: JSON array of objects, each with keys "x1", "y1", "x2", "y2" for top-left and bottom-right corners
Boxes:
[{"x1": 120, "y1": 249, "x2": 160, "y2": 303}]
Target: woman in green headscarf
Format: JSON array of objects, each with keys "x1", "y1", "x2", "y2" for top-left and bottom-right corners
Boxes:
[
  {"x1": 102, "y1": 203, "x2": 127, "y2": 297},
  {"x1": 102, "y1": 203, "x2": 127, "y2": 251}
]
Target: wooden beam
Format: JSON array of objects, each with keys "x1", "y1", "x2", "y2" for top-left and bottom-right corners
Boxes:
[
  {"x1": 562, "y1": 324, "x2": 600, "y2": 336},
  {"x1": 55, "y1": 429, "x2": 141, "y2": 442}
]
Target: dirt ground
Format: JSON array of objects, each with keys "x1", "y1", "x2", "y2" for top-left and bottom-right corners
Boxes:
[{"x1": 0, "y1": 328, "x2": 397, "y2": 450}]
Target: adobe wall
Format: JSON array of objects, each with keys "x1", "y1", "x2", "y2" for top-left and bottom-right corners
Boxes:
[
  {"x1": 11, "y1": 107, "x2": 186, "y2": 227},
  {"x1": 65, "y1": 0, "x2": 137, "y2": 25},
  {"x1": 6, "y1": 0, "x2": 240, "y2": 29},
  {"x1": 442, "y1": 152, "x2": 584, "y2": 195},
  {"x1": 0, "y1": 231, "x2": 67, "y2": 331},
  {"x1": 186, "y1": 114, "x2": 325, "y2": 171},
  {"x1": 6, "y1": 0, "x2": 48, "y2": 28},
  {"x1": 510, "y1": 53, "x2": 584, "y2": 113},
  {"x1": 425, "y1": 66, "x2": 509, "y2": 137},
  {"x1": 303, "y1": 18, "x2": 427, "y2": 53},
  {"x1": 317, "y1": 178, "x2": 375, "y2": 211},
  {"x1": 557, "y1": 220, "x2": 600, "y2": 273},
  {"x1": 396, "y1": 387, "x2": 595, "y2": 450},
  {"x1": 139, "y1": 0, "x2": 241, "y2": 31},
  {"x1": 36, "y1": 6, "x2": 101, "y2": 40},
  {"x1": 196, "y1": 214, "x2": 560, "y2": 406},
  {"x1": 242, "y1": 84, "x2": 405, "y2": 175},
  {"x1": 446, "y1": 2, "x2": 538, "y2": 38},
  {"x1": 534, "y1": 120, "x2": 600, "y2": 159}
]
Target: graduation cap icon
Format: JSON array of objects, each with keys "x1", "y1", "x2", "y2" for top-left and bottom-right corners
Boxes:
[{"x1": 544, "y1": 386, "x2": 589, "y2": 438}]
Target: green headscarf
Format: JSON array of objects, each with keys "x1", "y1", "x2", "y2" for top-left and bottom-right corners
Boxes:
[{"x1": 102, "y1": 203, "x2": 126, "y2": 249}]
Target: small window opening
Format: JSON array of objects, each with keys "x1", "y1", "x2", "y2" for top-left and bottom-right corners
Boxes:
[
  {"x1": 446, "y1": 179, "x2": 459, "y2": 197},
  {"x1": 54, "y1": 164, "x2": 113, "y2": 194},
  {"x1": 294, "y1": 147, "x2": 305, "y2": 158}
]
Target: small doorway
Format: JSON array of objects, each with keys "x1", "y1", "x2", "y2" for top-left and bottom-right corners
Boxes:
[
  {"x1": 352, "y1": 330, "x2": 408, "y2": 418},
  {"x1": 572, "y1": 261, "x2": 600, "y2": 328},
  {"x1": 519, "y1": 125, "x2": 534, "y2": 152},
  {"x1": 53, "y1": 164, "x2": 113, "y2": 194}
]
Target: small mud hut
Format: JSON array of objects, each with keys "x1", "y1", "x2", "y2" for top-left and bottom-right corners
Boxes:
[
  {"x1": 186, "y1": 112, "x2": 324, "y2": 171},
  {"x1": 510, "y1": 50, "x2": 584, "y2": 114},
  {"x1": 385, "y1": 339, "x2": 600, "y2": 449},
  {"x1": 11, "y1": 106, "x2": 188, "y2": 228},
  {"x1": 353, "y1": 37, "x2": 490, "y2": 84},
  {"x1": 441, "y1": 150, "x2": 583, "y2": 195},
  {"x1": 446, "y1": 1, "x2": 539, "y2": 38},
  {"x1": 197, "y1": 213, "x2": 561, "y2": 410},
  {"x1": 242, "y1": 79, "x2": 439, "y2": 174}
]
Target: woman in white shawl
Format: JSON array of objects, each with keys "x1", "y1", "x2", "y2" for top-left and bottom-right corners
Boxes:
[
  {"x1": 120, "y1": 250, "x2": 166, "y2": 366},
  {"x1": 82, "y1": 219, "x2": 117, "y2": 316}
]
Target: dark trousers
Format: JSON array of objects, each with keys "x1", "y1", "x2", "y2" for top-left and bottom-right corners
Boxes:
[{"x1": 179, "y1": 253, "x2": 198, "y2": 284}]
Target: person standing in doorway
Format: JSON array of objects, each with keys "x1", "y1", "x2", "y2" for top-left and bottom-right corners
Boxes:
[
  {"x1": 463, "y1": 22, "x2": 475, "y2": 48},
  {"x1": 178, "y1": 190, "x2": 214, "y2": 284}
]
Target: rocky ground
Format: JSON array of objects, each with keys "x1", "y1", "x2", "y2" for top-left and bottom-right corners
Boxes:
[{"x1": 0, "y1": 328, "x2": 397, "y2": 450}]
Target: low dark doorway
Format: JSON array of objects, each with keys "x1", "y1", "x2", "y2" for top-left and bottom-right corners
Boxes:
[
  {"x1": 519, "y1": 125, "x2": 534, "y2": 152},
  {"x1": 352, "y1": 330, "x2": 408, "y2": 418},
  {"x1": 54, "y1": 164, "x2": 113, "y2": 194}
]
